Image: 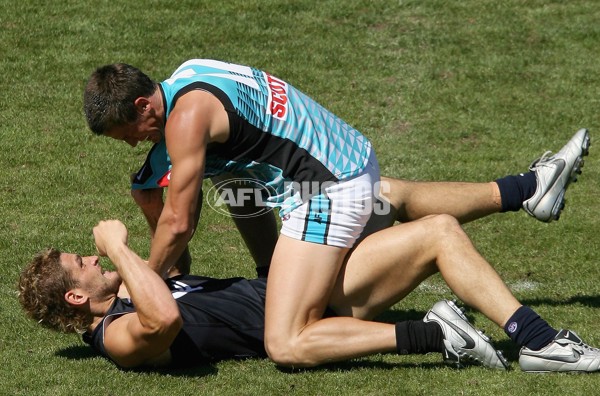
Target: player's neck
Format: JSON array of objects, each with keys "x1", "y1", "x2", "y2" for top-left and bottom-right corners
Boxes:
[
  {"x1": 117, "y1": 282, "x2": 130, "y2": 299},
  {"x1": 88, "y1": 295, "x2": 118, "y2": 332}
]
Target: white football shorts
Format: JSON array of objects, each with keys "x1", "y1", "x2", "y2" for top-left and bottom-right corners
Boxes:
[{"x1": 280, "y1": 151, "x2": 380, "y2": 248}]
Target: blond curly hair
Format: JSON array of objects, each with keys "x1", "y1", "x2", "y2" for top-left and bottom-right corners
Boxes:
[{"x1": 18, "y1": 248, "x2": 92, "y2": 334}]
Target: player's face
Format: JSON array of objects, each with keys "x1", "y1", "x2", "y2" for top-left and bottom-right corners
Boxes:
[
  {"x1": 105, "y1": 112, "x2": 163, "y2": 147},
  {"x1": 60, "y1": 253, "x2": 120, "y2": 297}
]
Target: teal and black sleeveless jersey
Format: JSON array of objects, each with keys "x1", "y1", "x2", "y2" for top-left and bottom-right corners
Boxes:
[{"x1": 133, "y1": 59, "x2": 373, "y2": 214}]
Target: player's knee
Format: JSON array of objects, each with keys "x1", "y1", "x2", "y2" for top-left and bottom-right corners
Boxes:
[
  {"x1": 264, "y1": 336, "x2": 297, "y2": 367},
  {"x1": 426, "y1": 214, "x2": 464, "y2": 241},
  {"x1": 264, "y1": 334, "x2": 314, "y2": 367}
]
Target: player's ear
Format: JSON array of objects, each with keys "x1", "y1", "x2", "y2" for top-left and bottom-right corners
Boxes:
[
  {"x1": 64, "y1": 289, "x2": 89, "y2": 307},
  {"x1": 134, "y1": 97, "x2": 151, "y2": 114}
]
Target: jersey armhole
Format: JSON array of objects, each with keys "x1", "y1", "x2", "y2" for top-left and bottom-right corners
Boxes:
[{"x1": 171, "y1": 82, "x2": 236, "y2": 113}]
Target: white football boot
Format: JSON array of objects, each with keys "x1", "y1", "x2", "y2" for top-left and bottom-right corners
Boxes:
[
  {"x1": 424, "y1": 300, "x2": 509, "y2": 370},
  {"x1": 523, "y1": 128, "x2": 590, "y2": 222}
]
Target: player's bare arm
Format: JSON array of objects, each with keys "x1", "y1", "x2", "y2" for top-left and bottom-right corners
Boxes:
[
  {"x1": 148, "y1": 90, "x2": 229, "y2": 278},
  {"x1": 93, "y1": 220, "x2": 182, "y2": 368}
]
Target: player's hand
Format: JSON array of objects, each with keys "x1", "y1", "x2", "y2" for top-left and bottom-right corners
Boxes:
[{"x1": 93, "y1": 220, "x2": 128, "y2": 256}]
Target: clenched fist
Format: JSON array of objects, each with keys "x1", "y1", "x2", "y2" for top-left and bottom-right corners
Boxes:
[{"x1": 93, "y1": 220, "x2": 128, "y2": 256}]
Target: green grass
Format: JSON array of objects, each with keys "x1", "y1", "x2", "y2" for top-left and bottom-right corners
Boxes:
[{"x1": 2, "y1": 0, "x2": 600, "y2": 394}]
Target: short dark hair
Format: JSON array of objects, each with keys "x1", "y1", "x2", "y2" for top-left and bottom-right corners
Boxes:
[
  {"x1": 18, "y1": 248, "x2": 92, "y2": 333},
  {"x1": 83, "y1": 63, "x2": 156, "y2": 135}
]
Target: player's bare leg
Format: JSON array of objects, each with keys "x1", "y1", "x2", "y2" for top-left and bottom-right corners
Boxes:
[
  {"x1": 264, "y1": 236, "x2": 399, "y2": 367},
  {"x1": 380, "y1": 177, "x2": 501, "y2": 224},
  {"x1": 331, "y1": 214, "x2": 520, "y2": 328}
]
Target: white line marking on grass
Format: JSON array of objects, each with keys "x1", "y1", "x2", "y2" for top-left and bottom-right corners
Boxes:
[{"x1": 507, "y1": 280, "x2": 540, "y2": 292}]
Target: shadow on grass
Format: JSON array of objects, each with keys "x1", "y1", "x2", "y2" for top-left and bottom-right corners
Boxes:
[
  {"x1": 277, "y1": 360, "x2": 450, "y2": 374},
  {"x1": 55, "y1": 343, "x2": 485, "y2": 376},
  {"x1": 55, "y1": 344, "x2": 98, "y2": 360},
  {"x1": 55, "y1": 344, "x2": 218, "y2": 378},
  {"x1": 521, "y1": 294, "x2": 600, "y2": 308},
  {"x1": 136, "y1": 364, "x2": 218, "y2": 378}
]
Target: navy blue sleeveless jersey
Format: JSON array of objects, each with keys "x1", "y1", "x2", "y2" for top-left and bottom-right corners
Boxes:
[{"x1": 83, "y1": 275, "x2": 268, "y2": 367}]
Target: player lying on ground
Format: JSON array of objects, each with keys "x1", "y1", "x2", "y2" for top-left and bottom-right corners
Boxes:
[
  {"x1": 19, "y1": 217, "x2": 600, "y2": 373},
  {"x1": 18, "y1": 129, "x2": 600, "y2": 372}
]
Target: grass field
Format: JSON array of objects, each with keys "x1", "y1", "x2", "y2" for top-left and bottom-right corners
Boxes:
[{"x1": 2, "y1": 0, "x2": 600, "y2": 394}]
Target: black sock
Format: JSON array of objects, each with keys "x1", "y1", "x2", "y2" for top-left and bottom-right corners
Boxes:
[
  {"x1": 495, "y1": 172, "x2": 537, "y2": 212},
  {"x1": 504, "y1": 306, "x2": 558, "y2": 350},
  {"x1": 395, "y1": 321, "x2": 444, "y2": 355}
]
